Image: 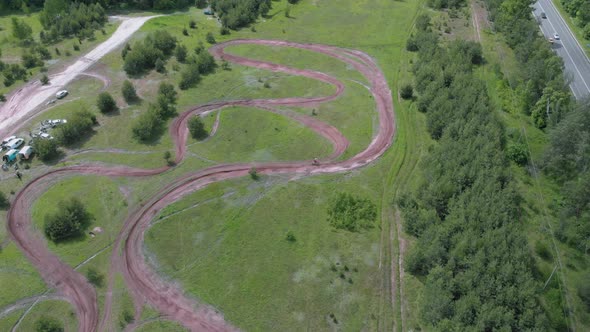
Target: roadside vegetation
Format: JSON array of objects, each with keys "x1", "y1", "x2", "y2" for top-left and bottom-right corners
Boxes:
[
  {"x1": 559, "y1": 0, "x2": 590, "y2": 39},
  {"x1": 543, "y1": 101, "x2": 590, "y2": 256}
]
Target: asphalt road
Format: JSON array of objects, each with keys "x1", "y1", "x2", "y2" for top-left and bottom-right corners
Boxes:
[{"x1": 534, "y1": 0, "x2": 590, "y2": 99}]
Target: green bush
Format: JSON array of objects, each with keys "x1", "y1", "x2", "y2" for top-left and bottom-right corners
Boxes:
[
  {"x1": 121, "y1": 80, "x2": 138, "y2": 103},
  {"x1": 206, "y1": 32, "x2": 216, "y2": 44},
  {"x1": 535, "y1": 241, "x2": 552, "y2": 261},
  {"x1": 44, "y1": 198, "x2": 93, "y2": 242},
  {"x1": 35, "y1": 316, "x2": 63, "y2": 332},
  {"x1": 96, "y1": 92, "x2": 117, "y2": 113},
  {"x1": 175, "y1": 44, "x2": 188, "y2": 63},
  {"x1": 188, "y1": 116, "x2": 208, "y2": 140},
  {"x1": 327, "y1": 193, "x2": 377, "y2": 232},
  {"x1": 400, "y1": 84, "x2": 413, "y2": 99},
  {"x1": 40, "y1": 74, "x2": 50, "y2": 85},
  {"x1": 506, "y1": 143, "x2": 528, "y2": 166},
  {"x1": 285, "y1": 231, "x2": 296, "y2": 242},
  {"x1": 132, "y1": 105, "x2": 163, "y2": 142},
  {"x1": 86, "y1": 268, "x2": 104, "y2": 287},
  {"x1": 33, "y1": 138, "x2": 60, "y2": 161},
  {"x1": 0, "y1": 191, "x2": 8, "y2": 210},
  {"x1": 179, "y1": 63, "x2": 200, "y2": 90},
  {"x1": 54, "y1": 110, "x2": 96, "y2": 146}
]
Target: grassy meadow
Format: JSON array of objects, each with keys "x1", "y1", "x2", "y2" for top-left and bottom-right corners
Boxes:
[{"x1": 1, "y1": 0, "x2": 430, "y2": 330}]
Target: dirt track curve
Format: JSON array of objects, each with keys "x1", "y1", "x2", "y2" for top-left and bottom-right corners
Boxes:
[{"x1": 6, "y1": 39, "x2": 395, "y2": 331}]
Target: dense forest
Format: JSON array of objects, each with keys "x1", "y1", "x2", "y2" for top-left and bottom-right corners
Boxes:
[
  {"x1": 39, "y1": 0, "x2": 107, "y2": 42},
  {"x1": 401, "y1": 16, "x2": 549, "y2": 330},
  {"x1": 484, "y1": 0, "x2": 571, "y2": 128},
  {"x1": 560, "y1": 0, "x2": 590, "y2": 39},
  {"x1": 543, "y1": 100, "x2": 590, "y2": 254},
  {"x1": 1, "y1": 0, "x2": 192, "y2": 11}
]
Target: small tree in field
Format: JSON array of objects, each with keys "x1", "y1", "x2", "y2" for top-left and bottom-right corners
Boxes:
[
  {"x1": 33, "y1": 138, "x2": 60, "y2": 161},
  {"x1": 44, "y1": 198, "x2": 93, "y2": 242},
  {"x1": 206, "y1": 32, "x2": 216, "y2": 44},
  {"x1": 97, "y1": 92, "x2": 117, "y2": 113},
  {"x1": 400, "y1": 84, "x2": 413, "y2": 100},
  {"x1": 249, "y1": 167, "x2": 259, "y2": 180},
  {"x1": 86, "y1": 268, "x2": 104, "y2": 287},
  {"x1": 188, "y1": 116, "x2": 208, "y2": 140},
  {"x1": 163, "y1": 151, "x2": 175, "y2": 166},
  {"x1": 0, "y1": 191, "x2": 8, "y2": 210},
  {"x1": 40, "y1": 74, "x2": 50, "y2": 85},
  {"x1": 35, "y1": 316, "x2": 63, "y2": 332},
  {"x1": 122, "y1": 80, "x2": 138, "y2": 103}
]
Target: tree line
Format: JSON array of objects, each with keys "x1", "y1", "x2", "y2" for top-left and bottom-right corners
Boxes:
[
  {"x1": 1, "y1": 0, "x2": 192, "y2": 12},
  {"x1": 212, "y1": 0, "x2": 271, "y2": 29},
  {"x1": 401, "y1": 17, "x2": 549, "y2": 330},
  {"x1": 543, "y1": 100, "x2": 590, "y2": 255},
  {"x1": 560, "y1": 0, "x2": 590, "y2": 39}
]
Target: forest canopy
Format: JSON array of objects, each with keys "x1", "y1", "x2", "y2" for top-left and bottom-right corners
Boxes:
[{"x1": 401, "y1": 18, "x2": 548, "y2": 330}]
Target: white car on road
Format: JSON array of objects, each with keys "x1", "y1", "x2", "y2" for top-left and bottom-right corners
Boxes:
[
  {"x1": 553, "y1": 33, "x2": 560, "y2": 40},
  {"x1": 56, "y1": 90, "x2": 68, "y2": 99}
]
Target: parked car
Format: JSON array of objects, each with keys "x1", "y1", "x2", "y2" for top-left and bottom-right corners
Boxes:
[
  {"x1": 56, "y1": 90, "x2": 68, "y2": 99},
  {"x1": 2, "y1": 149, "x2": 18, "y2": 163},
  {"x1": 39, "y1": 133, "x2": 54, "y2": 140},
  {"x1": 49, "y1": 119, "x2": 67, "y2": 126},
  {"x1": 18, "y1": 146, "x2": 33, "y2": 160},
  {"x1": 2, "y1": 135, "x2": 17, "y2": 146},
  {"x1": 553, "y1": 33, "x2": 560, "y2": 40},
  {"x1": 5, "y1": 138, "x2": 24, "y2": 150},
  {"x1": 541, "y1": 12, "x2": 547, "y2": 19}
]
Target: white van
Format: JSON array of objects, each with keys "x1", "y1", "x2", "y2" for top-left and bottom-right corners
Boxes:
[{"x1": 5, "y1": 138, "x2": 24, "y2": 150}]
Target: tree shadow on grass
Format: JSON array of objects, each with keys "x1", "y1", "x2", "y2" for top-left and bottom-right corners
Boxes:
[{"x1": 60, "y1": 128, "x2": 98, "y2": 151}]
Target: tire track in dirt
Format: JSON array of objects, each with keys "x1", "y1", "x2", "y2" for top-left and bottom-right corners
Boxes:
[{"x1": 7, "y1": 39, "x2": 395, "y2": 332}]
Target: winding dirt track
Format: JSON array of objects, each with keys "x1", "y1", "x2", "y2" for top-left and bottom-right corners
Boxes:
[{"x1": 7, "y1": 39, "x2": 394, "y2": 331}]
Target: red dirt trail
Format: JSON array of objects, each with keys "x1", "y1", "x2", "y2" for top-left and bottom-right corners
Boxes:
[{"x1": 6, "y1": 39, "x2": 395, "y2": 332}]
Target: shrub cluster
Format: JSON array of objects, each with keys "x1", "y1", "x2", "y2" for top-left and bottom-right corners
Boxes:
[
  {"x1": 327, "y1": 193, "x2": 377, "y2": 232},
  {"x1": 123, "y1": 30, "x2": 177, "y2": 76},
  {"x1": 54, "y1": 109, "x2": 97, "y2": 146},
  {"x1": 212, "y1": 0, "x2": 272, "y2": 29},
  {"x1": 132, "y1": 83, "x2": 177, "y2": 142},
  {"x1": 44, "y1": 198, "x2": 93, "y2": 242}
]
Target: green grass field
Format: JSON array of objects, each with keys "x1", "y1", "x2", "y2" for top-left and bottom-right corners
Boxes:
[
  {"x1": 31, "y1": 175, "x2": 126, "y2": 267},
  {"x1": 3, "y1": 0, "x2": 430, "y2": 330},
  {"x1": 14, "y1": 299, "x2": 77, "y2": 332}
]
